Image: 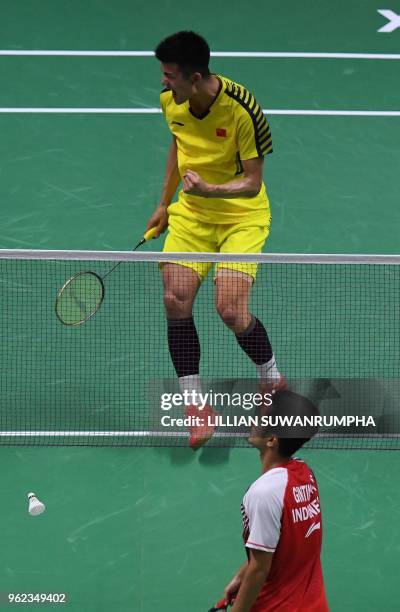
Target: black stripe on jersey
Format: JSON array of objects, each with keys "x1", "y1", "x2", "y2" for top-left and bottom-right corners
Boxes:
[
  {"x1": 235, "y1": 152, "x2": 244, "y2": 175},
  {"x1": 260, "y1": 142, "x2": 271, "y2": 155},
  {"x1": 258, "y1": 117, "x2": 270, "y2": 131},
  {"x1": 259, "y1": 127, "x2": 272, "y2": 147},
  {"x1": 255, "y1": 113, "x2": 264, "y2": 127},
  {"x1": 258, "y1": 123, "x2": 270, "y2": 138},
  {"x1": 259, "y1": 127, "x2": 271, "y2": 143},
  {"x1": 261, "y1": 142, "x2": 273, "y2": 155},
  {"x1": 260, "y1": 131, "x2": 272, "y2": 146},
  {"x1": 260, "y1": 138, "x2": 272, "y2": 153},
  {"x1": 259, "y1": 128, "x2": 271, "y2": 143},
  {"x1": 248, "y1": 96, "x2": 257, "y2": 112},
  {"x1": 225, "y1": 86, "x2": 273, "y2": 157},
  {"x1": 254, "y1": 107, "x2": 264, "y2": 122}
]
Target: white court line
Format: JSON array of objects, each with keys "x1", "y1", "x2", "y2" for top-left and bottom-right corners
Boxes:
[
  {"x1": 0, "y1": 107, "x2": 161, "y2": 114},
  {"x1": 0, "y1": 108, "x2": 399, "y2": 116},
  {"x1": 0, "y1": 50, "x2": 400, "y2": 59}
]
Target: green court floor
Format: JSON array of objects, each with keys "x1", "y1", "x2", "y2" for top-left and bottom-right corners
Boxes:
[
  {"x1": 2, "y1": 448, "x2": 400, "y2": 611},
  {"x1": 1, "y1": 1, "x2": 400, "y2": 610}
]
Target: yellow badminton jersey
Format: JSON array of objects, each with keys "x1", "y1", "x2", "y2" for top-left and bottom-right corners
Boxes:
[{"x1": 160, "y1": 75, "x2": 272, "y2": 224}]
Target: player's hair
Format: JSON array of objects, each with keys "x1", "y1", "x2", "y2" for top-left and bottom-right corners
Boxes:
[
  {"x1": 260, "y1": 390, "x2": 320, "y2": 457},
  {"x1": 155, "y1": 31, "x2": 211, "y2": 79}
]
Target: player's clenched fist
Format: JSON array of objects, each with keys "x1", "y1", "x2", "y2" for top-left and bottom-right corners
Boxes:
[{"x1": 182, "y1": 169, "x2": 210, "y2": 196}]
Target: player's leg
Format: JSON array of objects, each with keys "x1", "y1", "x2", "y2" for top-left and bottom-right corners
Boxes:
[
  {"x1": 215, "y1": 221, "x2": 285, "y2": 391},
  {"x1": 161, "y1": 205, "x2": 217, "y2": 448},
  {"x1": 163, "y1": 262, "x2": 201, "y2": 393},
  {"x1": 162, "y1": 205, "x2": 213, "y2": 394},
  {"x1": 163, "y1": 263, "x2": 217, "y2": 449},
  {"x1": 214, "y1": 269, "x2": 252, "y2": 334},
  {"x1": 215, "y1": 270, "x2": 284, "y2": 390}
]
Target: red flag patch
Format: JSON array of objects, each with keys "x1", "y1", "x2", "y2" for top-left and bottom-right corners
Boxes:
[{"x1": 216, "y1": 128, "x2": 227, "y2": 137}]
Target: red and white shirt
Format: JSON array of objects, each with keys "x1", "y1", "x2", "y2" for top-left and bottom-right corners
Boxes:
[{"x1": 241, "y1": 458, "x2": 328, "y2": 611}]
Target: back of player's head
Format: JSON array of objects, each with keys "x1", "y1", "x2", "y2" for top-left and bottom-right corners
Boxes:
[
  {"x1": 155, "y1": 31, "x2": 211, "y2": 78},
  {"x1": 261, "y1": 390, "x2": 320, "y2": 457}
]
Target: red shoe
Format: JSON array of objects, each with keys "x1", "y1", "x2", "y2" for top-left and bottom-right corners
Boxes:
[{"x1": 185, "y1": 404, "x2": 218, "y2": 450}]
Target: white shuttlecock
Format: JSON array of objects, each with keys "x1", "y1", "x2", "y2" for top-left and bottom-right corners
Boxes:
[{"x1": 28, "y1": 492, "x2": 46, "y2": 516}]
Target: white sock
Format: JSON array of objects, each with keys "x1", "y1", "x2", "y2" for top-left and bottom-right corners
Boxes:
[
  {"x1": 178, "y1": 374, "x2": 203, "y2": 407},
  {"x1": 256, "y1": 355, "x2": 281, "y2": 384}
]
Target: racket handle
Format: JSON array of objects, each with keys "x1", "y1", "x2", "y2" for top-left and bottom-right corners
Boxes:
[
  {"x1": 131, "y1": 226, "x2": 159, "y2": 252},
  {"x1": 143, "y1": 226, "x2": 158, "y2": 241},
  {"x1": 102, "y1": 226, "x2": 160, "y2": 282}
]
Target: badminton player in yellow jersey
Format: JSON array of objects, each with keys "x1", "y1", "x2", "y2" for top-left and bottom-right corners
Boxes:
[{"x1": 146, "y1": 31, "x2": 285, "y2": 449}]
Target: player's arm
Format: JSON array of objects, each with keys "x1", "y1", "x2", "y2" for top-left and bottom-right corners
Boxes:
[
  {"x1": 184, "y1": 100, "x2": 271, "y2": 199},
  {"x1": 145, "y1": 136, "x2": 180, "y2": 236},
  {"x1": 223, "y1": 561, "x2": 248, "y2": 604},
  {"x1": 159, "y1": 136, "x2": 181, "y2": 207},
  {"x1": 183, "y1": 157, "x2": 263, "y2": 199},
  {"x1": 230, "y1": 549, "x2": 273, "y2": 612}
]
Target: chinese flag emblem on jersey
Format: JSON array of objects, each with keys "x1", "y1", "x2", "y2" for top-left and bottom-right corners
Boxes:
[{"x1": 216, "y1": 128, "x2": 227, "y2": 137}]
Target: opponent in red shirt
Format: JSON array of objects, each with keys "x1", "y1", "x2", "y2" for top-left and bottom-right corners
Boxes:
[{"x1": 222, "y1": 390, "x2": 328, "y2": 612}]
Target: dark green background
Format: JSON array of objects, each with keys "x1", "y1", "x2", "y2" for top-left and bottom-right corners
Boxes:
[{"x1": 1, "y1": 1, "x2": 400, "y2": 610}]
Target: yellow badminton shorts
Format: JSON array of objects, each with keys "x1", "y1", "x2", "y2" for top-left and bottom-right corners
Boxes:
[{"x1": 162, "y1": 202, "x2": 271, "y2": 282}]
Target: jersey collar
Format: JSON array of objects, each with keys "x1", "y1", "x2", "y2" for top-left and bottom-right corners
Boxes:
[{"x1": 188, "y1": 75, "x2": 223, "y2": 120}]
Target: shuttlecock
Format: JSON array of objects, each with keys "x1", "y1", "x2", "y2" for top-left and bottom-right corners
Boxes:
[{"x1": 28, "y1": 492, "x2": 46, "y2": 516}]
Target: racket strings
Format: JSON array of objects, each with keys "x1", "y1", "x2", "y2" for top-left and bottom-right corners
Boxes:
[{"x1": 55, "y1": 272, "x2": 104, "y2": 326}]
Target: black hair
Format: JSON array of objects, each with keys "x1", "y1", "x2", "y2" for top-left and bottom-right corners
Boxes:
[
  {"x1": 260, "y1": 390, "x2": 320, "y2": 457},
  {"x1": 155, "y1": 31, "x2": 211, "y2": 79}
]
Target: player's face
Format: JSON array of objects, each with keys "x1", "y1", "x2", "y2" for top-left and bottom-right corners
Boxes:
[
  {"x1": 248, "y1": 432, "x2": 277, "y2": 454},
  {"x1": 160, "y1": 63, "x2": 194, "y2": 104},
  {"x1": 247, "y1": 432, "x2": 266, "y2": 450}
]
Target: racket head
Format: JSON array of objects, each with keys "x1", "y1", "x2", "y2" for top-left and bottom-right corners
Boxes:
[{"x1": 55, "y1": 271, "x2": 105, "y2": 326}]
